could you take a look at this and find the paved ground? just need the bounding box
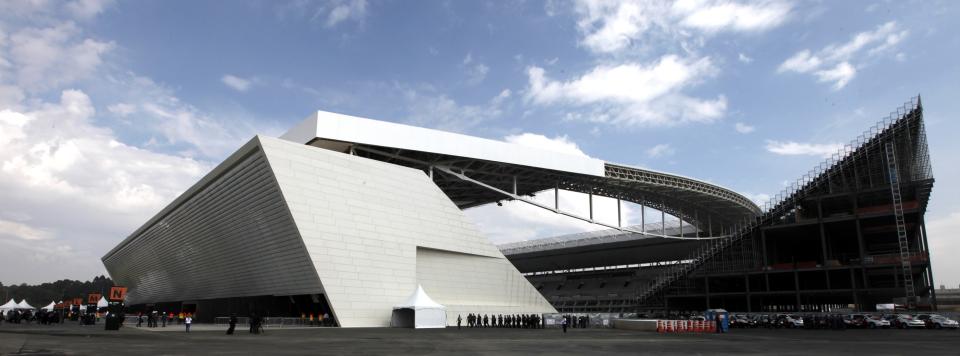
[1,323,958,355]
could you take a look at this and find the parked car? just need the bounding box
[861,314,891,329]
[892,314,926,329]
[917,314,960,329]
[730,314,755,328]
[843,315,864,328]
[776,314,804,328]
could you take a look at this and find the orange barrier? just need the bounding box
[657,319,722,334]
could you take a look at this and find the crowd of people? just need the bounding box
[300,312,334,327]
[2,310,34,324]
[136,311,193,328]
[457,313,544,329]
[1,309,109,326]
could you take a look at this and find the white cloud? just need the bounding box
[525,54,726,126]
[403,87,512,133]
[65,0,113,20]
[0,90,209,283]
[221,74,253,92]
[325,0,367,28]
[107,102,135,116]
[101,72,276,158]
[765,140,843,157]
[0,218,52,241]
[738,53,753,63]
[574,0,792,54]
[273,0,368,28]
[778,21,908,89]
[504,133,589,157]
[461,53,489,86]
[744,192,771,207]
[734,122,755,133]
[814,61,856,90]
[0,4,279,282]
[645,143,674,158]
[675,0,792,33]
[6,22,114,92]
[778,49,822,73]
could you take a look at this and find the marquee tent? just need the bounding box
[17,300,35,310]
[97,296,109,308]
[0,299,17,312]
[41,301,56,311]
[390,285,447,329]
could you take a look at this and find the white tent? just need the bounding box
[97,296,109,308]
[17,299,35,310]
[41,301,56,311]
[391,284,447,329]
[0,299,17,312]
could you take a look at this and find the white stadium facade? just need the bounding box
[102,110,760,327]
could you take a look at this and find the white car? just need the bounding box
[918,314,960,329]
[778,314,804,328]
[894,314,926,329]
[862,315,890,329]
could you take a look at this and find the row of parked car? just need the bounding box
[724,313,959,329]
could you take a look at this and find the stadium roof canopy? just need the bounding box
[282,111,761,233]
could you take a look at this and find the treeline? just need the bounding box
[0,275,114,305]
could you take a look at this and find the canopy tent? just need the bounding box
[0,299,17,312]
[17,299,35,310]
[390,284,447,329]
[41,301,56,311]
[97,296,109,308]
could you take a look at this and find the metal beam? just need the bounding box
[435,166,724,240]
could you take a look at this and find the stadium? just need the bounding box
[102,97,935,327]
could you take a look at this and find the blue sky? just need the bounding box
[1,0,959,288]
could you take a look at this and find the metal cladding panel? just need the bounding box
[259,137,555,327]
[279,110,606,176]
[102,139,323,304]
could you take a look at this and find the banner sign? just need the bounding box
[88,293,101,304]
[108,286,128,301]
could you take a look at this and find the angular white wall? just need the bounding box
[261,136,556,327]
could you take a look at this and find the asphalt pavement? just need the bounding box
[1,322,958,355]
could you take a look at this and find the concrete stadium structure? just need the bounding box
[507,98,937,314]
[103,110,760,327]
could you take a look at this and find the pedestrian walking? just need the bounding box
[457,315,462,329]
[227,314,237,335]
[561,317,568,333]
[185,315,192,333]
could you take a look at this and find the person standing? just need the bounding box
[715,314,722,334]
[227,314,237,335]
[561,317,568,333]
[185,314,192,333]
[161,312,167,327]
[457,315,462,329]
[137,313,143,327]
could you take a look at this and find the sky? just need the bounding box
[0,0,959,288]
